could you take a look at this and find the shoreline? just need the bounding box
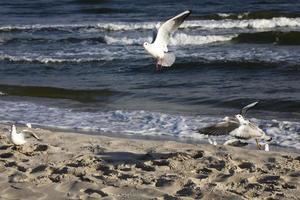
[2,121,300,154]
[0,123,299,199]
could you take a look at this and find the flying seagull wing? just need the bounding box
[151,23,160,43]
[240,101,259,117]
[198,118,240,136]
[153,10,191,51]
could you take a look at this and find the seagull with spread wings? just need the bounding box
[197,101,272,150]
[143,10,191,70]
[9,124,40,145]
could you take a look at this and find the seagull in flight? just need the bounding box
[143,10,191,70]
[9,124,40,145]
[197,102,272,150]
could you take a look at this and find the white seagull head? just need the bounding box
[143,42,149,48]
[143,42,151,53]
[11,124,17,134]
[235,114,246,123]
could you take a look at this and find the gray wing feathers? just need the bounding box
[152,28,158,43]
[198,120,240,136]
[248,122,265,136]
[22,129,40,140]
[240,101,259,116]
[151,23,160,43]
[163,10,191,33]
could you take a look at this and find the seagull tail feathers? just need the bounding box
[159,52,175,67]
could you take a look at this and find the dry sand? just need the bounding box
[0,124,299,200]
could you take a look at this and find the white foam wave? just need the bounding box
[0,99,299,149]
[97,22,154,31]
[104,35,151,45]
[0,54,115,64]
[0,24,86,32]
[97,17,300,30]
[1,17,300,33]
[186,17,300,29]
[217,13,232,18]
[217,12,250,19]
[104,33,235,45]
[171,33,235,45]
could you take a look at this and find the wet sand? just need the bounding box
[0,124,299,200]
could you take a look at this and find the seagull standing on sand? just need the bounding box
[9,124,40,145]
[143,10,191,70]
[197,102,272,150]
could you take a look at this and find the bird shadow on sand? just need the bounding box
[96,149,204,166]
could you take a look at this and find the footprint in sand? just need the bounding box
[197,167,212,180]
[257,175,281,185]
[34,144,48,152]
[84,188,108,198]
[31,164,49,174]
[0,152,14,159]
[9,171,28,183]
[135,162,156,172]
[176,180,202,199]
[238,161,256,172]
[207,159,226,171]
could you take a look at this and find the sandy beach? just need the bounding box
[0,124,299,200]
[1,0,300,199]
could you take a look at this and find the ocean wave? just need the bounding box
[232,31,300,45]
[1,52,299,67]
[104,35,151,45]
[1,34,234,46]
[0,54,112,64]
[3,31,299,46]
[171,34,234,45]
[0,84,124,102]
[0,100,299,149]
[97,17,300,30]
[183,55,300,69]
[0,36,106,45]
[185,17,300,30]
[104,33,235,45]
[1,17,300,33]
[0,24,87,33]
[192,11,300,20]
[105,31,300,46]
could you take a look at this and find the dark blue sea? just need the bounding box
[0,0,299,149]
